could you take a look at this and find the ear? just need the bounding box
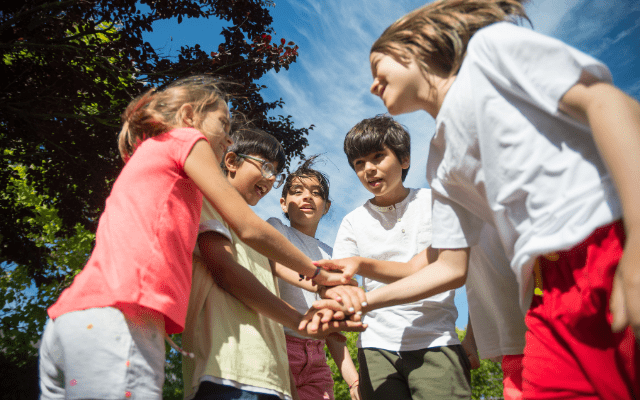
[323,200,332,215]
[177,104,195,127]
[280,197,288,214]
[401,156,410,170]
[224,152,239,173]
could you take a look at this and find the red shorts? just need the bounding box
[523,221,639,399]
[502,354,523,400]
[286,335,334,400]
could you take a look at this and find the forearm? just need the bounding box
[326,338,359,386]
[363,249,468,312]
[199,234,303,331]
[356,248,430,283]
[273,260,319,293]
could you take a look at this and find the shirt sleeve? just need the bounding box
[431,191,482,249]
[470,22,612,114]
[331,215,359,259]
[198,199,232,240]
[266,217,287,235]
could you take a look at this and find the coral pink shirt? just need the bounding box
[48,128,206,334]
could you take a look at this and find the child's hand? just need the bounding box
[611,232,640,340]
[298,306,366,339]
[314,267,358,287]
[310,298,366,322]
[349,382,361,400]
[314,257,362,284]
[319,285,367,318]
[461,332,481,370]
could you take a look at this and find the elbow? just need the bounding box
[451,268,467,289]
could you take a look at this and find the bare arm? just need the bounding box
[325,337,360,400]
[311,248,469,314]
[198,232,365,337]
[184,141,345,286]
[271,259,319,293]
[316,246,437,284]
[561,75,640,337]
[461,316,481,369]
[199,231,302,331]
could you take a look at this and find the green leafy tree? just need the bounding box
[1,0,311,397]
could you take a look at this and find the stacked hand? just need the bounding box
[298,283,368,339]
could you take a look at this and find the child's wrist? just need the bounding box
[299,266,322,281]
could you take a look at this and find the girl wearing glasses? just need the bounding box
[182,130,365,400]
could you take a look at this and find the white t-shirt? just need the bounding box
[467,224,526,360]
[266,217,333,339]
[333,188,459,351]
[427,22,620,310]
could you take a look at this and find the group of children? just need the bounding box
[39,0,640,399]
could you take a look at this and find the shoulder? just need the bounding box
[341,202,372,223]
[266,217,286,229]
[410,188,432,202]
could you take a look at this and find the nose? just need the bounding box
[364,160,376,173]
[370,78,381,96]
[223,134,233,152]
[370,79,378,96]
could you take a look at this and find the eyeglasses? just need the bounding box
[237,154,285,189]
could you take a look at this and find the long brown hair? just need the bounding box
[118,75,230,162]
[371,0,530,77]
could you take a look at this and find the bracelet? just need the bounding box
[349,379,359,389]
[299,267,322,281]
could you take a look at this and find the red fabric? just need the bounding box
[522,221,639,399]
[502,354,523,400]
[48,128,205,334]
[286,335,334,400]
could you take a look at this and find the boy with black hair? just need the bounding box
[333,115,471,399]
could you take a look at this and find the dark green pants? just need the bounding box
[358,345,471,400]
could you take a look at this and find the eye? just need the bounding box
[312,191,322,197]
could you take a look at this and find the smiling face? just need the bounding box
[353,145,410,207]
[370,52,454,118]
[280,176,329,237]
[196,100,233,162]
[225,152,277,206]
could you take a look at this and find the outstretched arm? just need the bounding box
[316,246,438,284]
[198,231,364,338]
[185,141,346,286]
[561,74,640,338]
[310,248,469,316]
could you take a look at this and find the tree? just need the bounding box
[1,0,311,288]
[1,0,311,396]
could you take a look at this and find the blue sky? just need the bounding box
[145,0,640,327]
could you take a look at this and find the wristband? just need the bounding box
[299,267,322,281]
[349,379,359,389]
